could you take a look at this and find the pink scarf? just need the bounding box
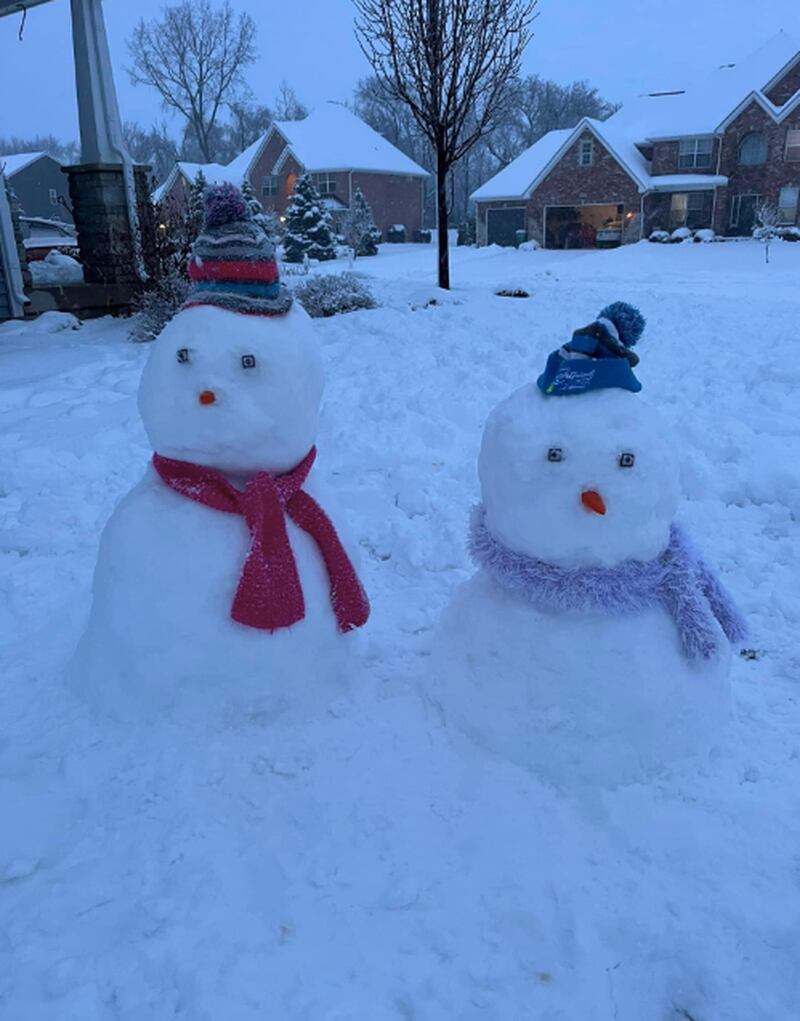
[152,448,369,634]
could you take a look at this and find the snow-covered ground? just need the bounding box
[2,240,799,1020]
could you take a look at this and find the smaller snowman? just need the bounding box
[71,185,369,723]
[431,302,746,788]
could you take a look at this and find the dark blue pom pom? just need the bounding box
[203,183,250,228]
[598,301,646,347]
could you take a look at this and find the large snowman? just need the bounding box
[71,185,369,723]
[432,303,746,788]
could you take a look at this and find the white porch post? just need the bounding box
[70,0,124,164]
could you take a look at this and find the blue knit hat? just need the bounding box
[183,184,292,317]
[537,301,646,396]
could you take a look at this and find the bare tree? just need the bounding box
[122,122,180,184]
[354,0,537,288]
[128,0,257,163]
[273,81,308,121]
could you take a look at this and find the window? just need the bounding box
[49,187,58,205]
[261,174,278,197]
[312,172,337,195]
[738,132,768,166]
[729,193,762,228]
[670,192,708,228]
[778,185,799,223]
[578,139,594,167]
[678,138,713,169]
[786,129,800,163]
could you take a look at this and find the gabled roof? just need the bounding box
[270,103,428,177]
[471,118,651,202]
[153,103,429,204]
[608,31,800,141]
[0,151,55,177]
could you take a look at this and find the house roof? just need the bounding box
[471,118,652,202]
[153,103,429,204]
[269,103,428,177]
[608,31,800,141]
[0,151,54,177]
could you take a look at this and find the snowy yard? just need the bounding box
[2,239,799,1019]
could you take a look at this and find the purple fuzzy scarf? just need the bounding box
[469,505,747,661]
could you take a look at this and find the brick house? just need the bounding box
[155,103,429,240]
[473,33,800,247]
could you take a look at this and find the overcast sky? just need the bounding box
[0,0,798,145]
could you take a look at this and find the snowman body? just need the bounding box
[72,304,359,723]
[432,385,731,787]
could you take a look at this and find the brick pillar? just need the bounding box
[63,163,155,285]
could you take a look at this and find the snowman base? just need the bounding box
[430,569,731,790]
[68,468,358,727]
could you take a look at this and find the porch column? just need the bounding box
[65,0,151,285]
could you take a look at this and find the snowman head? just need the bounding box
[479,303,680,567]
[139,303,323,475]
[138,183,322,475]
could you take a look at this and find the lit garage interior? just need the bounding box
[544,203,625,249]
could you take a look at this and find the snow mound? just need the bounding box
[29,251,84,285]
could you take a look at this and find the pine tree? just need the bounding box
[342,187,381,258]
[187,169,208,240]
[240,176,278,240]
[282,173,336,263]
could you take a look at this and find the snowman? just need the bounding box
[431,302,746,788]
[71,184,369,723]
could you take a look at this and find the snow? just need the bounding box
[608,31,800,140]
[274,103,428,177]
[472,118,651,201]
[29,250,84,285]
[649,174,729,191]
[470,128,573,200]
[0,150,50,177]
[2,239,800,1019]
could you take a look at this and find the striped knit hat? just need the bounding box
[183,183,292,317]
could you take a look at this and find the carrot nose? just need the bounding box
[198,390,216,406]
[581,490,606,515]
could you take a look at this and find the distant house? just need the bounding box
[0,152,72,224]
[154,103,429,240]
[472,33,800,247]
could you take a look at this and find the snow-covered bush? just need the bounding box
[518,239,540,252]
[294,272,376,318]
[648,230,670,243]
[130,269,190,342]
[669,227,693,243]
[693,228,718,243]
[386,224,405,243]
[340,188,381,259]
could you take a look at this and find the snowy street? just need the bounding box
[2,239,799,1019]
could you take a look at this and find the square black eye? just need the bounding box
[547,448,563,463]
[619,452,636,468]
[176,348,189,363]
[241,354,256,369]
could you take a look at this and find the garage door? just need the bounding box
[487,207,525,246]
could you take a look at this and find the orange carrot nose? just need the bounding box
[581,490,606,515]
[198,390,216,406]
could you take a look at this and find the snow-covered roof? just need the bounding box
[470,130,573,201]
[0,151,53,177]
[648,174,729,191]
[471,118,651,202]
[152,159,229,204]
[271,104,428,177]
[608,31,800,141]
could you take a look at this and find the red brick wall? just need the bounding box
[351,172,423,237]
[764,57,800,106]
[527,131,642,243]
[651,138,720,175]
[715,100,800,231]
